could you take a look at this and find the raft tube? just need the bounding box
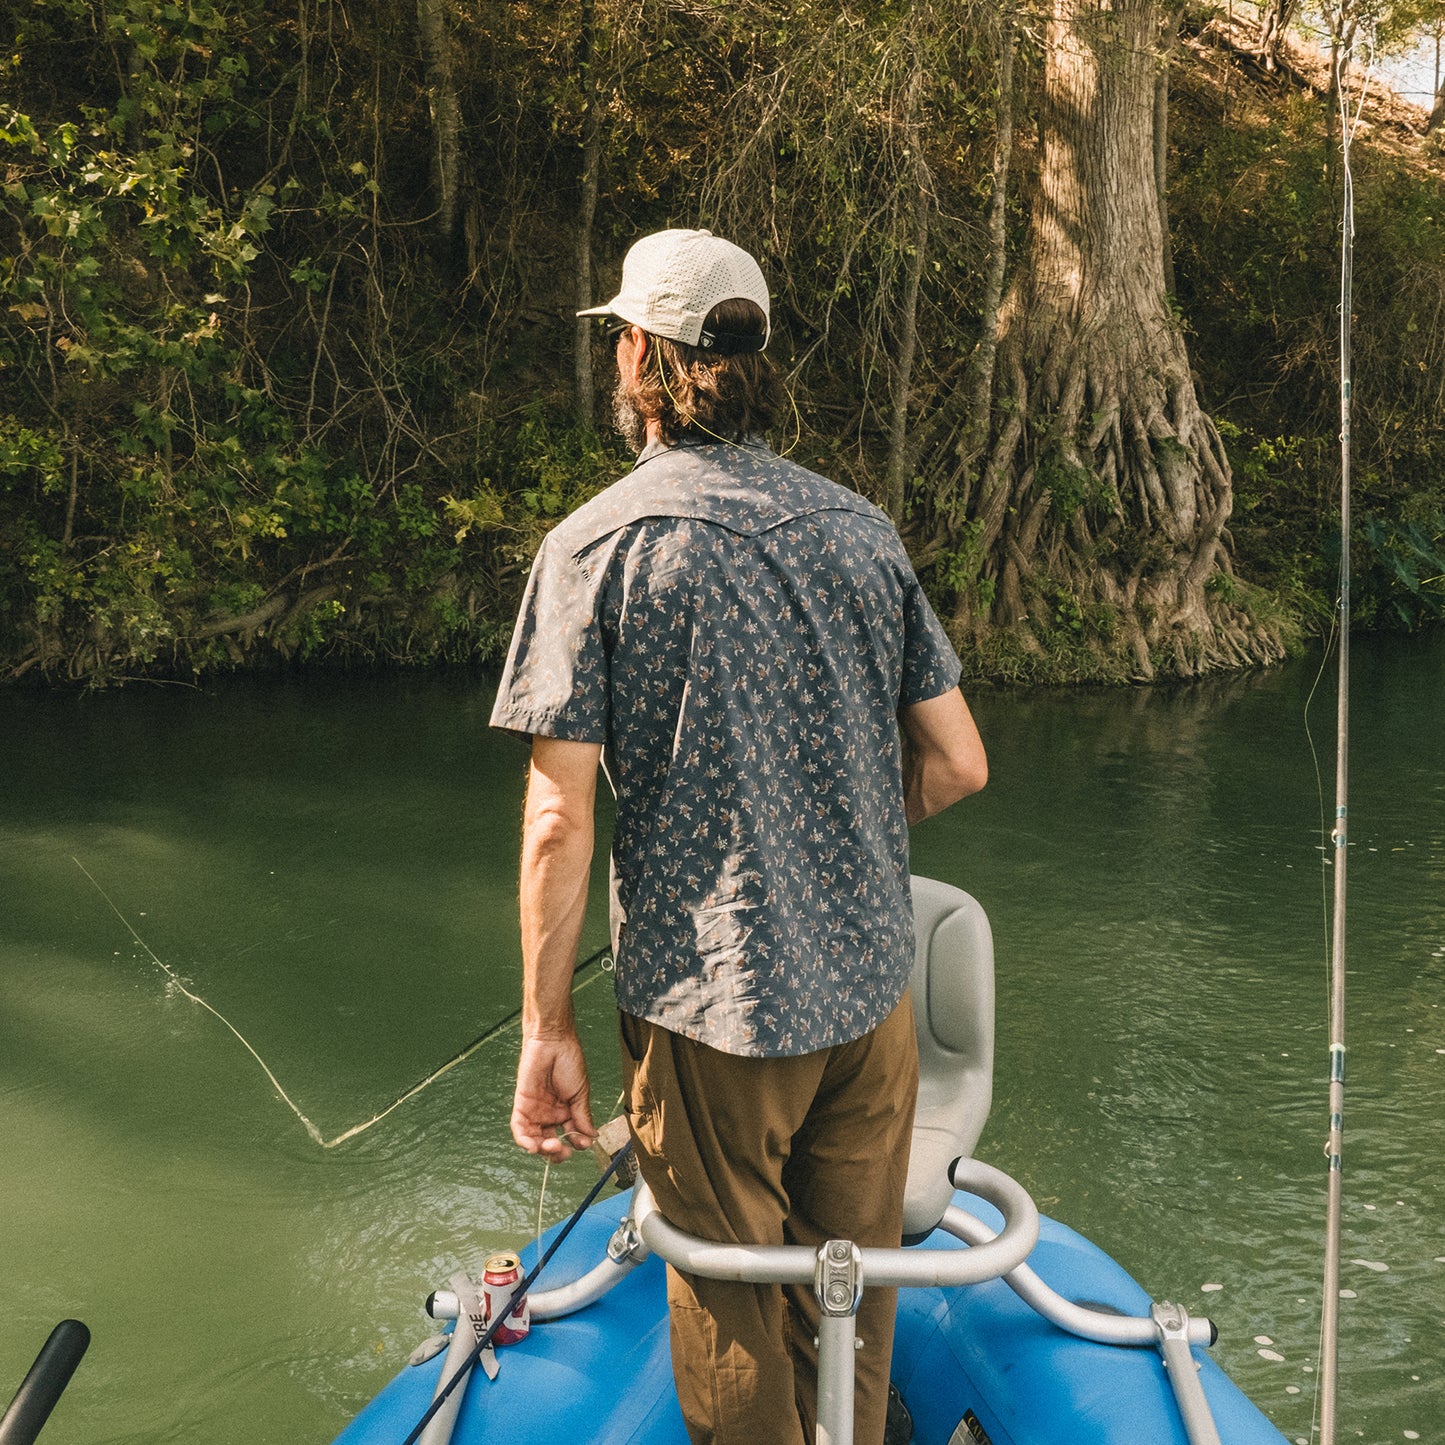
[331,1189,1288,1445]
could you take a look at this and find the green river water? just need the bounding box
[2,634,1442,1445]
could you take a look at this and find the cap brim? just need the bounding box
[578,296,647,328]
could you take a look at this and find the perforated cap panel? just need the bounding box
[578,229,771,348]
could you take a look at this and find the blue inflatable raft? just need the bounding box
[331,880,1291,1445]
[332,1184,1287,1445]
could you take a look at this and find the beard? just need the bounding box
[611,375,649,454]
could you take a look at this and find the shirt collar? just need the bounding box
[632,435,771,470]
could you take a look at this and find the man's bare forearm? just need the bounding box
[511,737,603,1158]
[520,824,591,1036]
[519,740,601,1037]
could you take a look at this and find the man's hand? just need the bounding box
[512,1030,596,1159]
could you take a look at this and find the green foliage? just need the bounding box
[0,3,497,676]
[0,419,65,490]
[957,598,1132,688]
[508,408,625,525]
[1356,511,1445,630]
[2,1,1444,683]
[1036,446,1117,521]
[1171,61,1445,640]
[934,518,997,610]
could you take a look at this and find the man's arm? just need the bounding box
[511,735,604,1159]
[899,686,988,826]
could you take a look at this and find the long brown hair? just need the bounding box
[631,299,784,445]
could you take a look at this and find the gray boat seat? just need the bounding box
[903,875,995,1240]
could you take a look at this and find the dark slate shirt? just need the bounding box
[490,440,962,1057]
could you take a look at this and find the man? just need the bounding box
[490,228,986,1445]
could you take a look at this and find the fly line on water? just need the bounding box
[72,855,611,1149]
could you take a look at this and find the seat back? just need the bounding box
[903,876,995,1239]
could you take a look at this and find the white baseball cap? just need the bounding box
[578,228,771,352]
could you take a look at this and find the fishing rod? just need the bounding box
[1318,29,1372,1445]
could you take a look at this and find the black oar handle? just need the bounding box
[0,1320,91,1445]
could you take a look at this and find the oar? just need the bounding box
[0,1320,90,1445]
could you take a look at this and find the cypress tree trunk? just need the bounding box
[416,0,462,252]
[1155,5,1181,298]
[963,18,1015,476]
[974,0,1284,678]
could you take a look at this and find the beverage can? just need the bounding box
[481,1251,529,1345]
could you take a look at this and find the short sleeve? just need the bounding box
[898,561,963,707]
[489,532,610,742]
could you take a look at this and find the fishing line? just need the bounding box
[72,856,612,1149]
[536,1158,550,1277]
[780,377,803,458]
[401,1142,633,1445]
[654,337,802,457]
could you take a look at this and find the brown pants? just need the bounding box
[619,993,918,1445]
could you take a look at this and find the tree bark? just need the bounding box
[62,438,79,550]
[416,0,462,252]
[1155,5,1182,298]
[1257,0,1298,72]
[961,18,1016,480]
[574,0,600,426]
[971,0,1284,678]
[885,65,930,521]
[193,586,338,641]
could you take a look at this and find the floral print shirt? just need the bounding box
[490,439,962,1057]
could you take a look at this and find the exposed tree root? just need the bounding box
[953,312,1288,683]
